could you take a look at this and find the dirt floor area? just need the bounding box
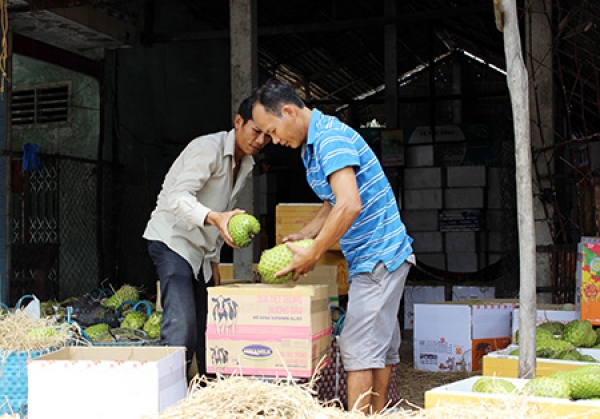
[396,330,480,409]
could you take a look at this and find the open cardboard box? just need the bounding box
[414,300,517,372]
[425,375,600,418]
[482,344,600,378]
[27,346,187,419]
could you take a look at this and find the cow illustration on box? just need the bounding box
[211,295,239,334]
[209,346,229,373]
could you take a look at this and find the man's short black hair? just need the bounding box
[253,78,305,115]
[237,95,255,123]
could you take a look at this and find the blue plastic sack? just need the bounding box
[22,142,41,171]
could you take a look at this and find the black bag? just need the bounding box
[66,295,120,328]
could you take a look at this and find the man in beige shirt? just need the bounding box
[144,96,270,376]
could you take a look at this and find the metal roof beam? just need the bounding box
[25,0,135,8]
[13,33,103,79]
[151,5,488,43]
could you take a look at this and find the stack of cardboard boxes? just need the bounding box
[205,283,332,378]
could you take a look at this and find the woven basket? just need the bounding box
[92,327,161,347]
[0,347,57,416]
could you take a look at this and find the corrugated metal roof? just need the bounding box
[7,0,600,133]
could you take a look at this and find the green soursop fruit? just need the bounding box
[143,311,163,340]
[536,327,557,341]
[583,329,599,348]
[537,338,574,358]
[522,376,571,399]
[105,285,140,310]
[537,321,566,336]
[552,367,600,399]
[593,328,600,346]
[554,348,582,361]
[472,377,517,394]
[258,239,315,284]
[84,323,111,341]
[581,354,598,363]
[563,320,594,347]
[228,213,261,248]
[120,311,147,330]
[570,364,600,374]
[516,327,554,344]
[26,326,57,341]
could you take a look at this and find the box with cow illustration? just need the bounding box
[206,283,332,378]
[413,299,516,372]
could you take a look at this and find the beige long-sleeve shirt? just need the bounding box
[143,129,254,282]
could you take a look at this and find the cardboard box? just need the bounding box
[451,286,495,302]
[424,376,600,417]
[316,250,349,296]
[292,265,339,306]
[27,346,187,419]
[579,237,600,324]
[511,306,578,343]
[482,344,600,378]
[403,285,446,330]
[206,283,332,378]
[220,256,348,297]
[444,187,484,209]
[219,263,259,283]
[275,203,340,250]
[221,263,340,304]
[413,300,516,372]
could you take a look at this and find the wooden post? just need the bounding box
[230,0,258,281]
[500,0,537,378]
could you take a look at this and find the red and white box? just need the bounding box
[206,283,332,378]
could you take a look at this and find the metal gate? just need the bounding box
[9,154,112,305]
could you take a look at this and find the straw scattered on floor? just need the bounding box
[395,361,479,409]
[152,374,567,419]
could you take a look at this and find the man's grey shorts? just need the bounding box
[339,259,412,371]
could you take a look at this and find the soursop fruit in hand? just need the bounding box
[258,239,314,284]
[228,213,261,248]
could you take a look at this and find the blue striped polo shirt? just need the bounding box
[302,109,413,280]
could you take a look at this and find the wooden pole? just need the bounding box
[230,0,258,280]
[499,0,537,378]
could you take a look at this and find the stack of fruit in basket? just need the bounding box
[512,319,600,362]
[472,363,600,399]
[84,285,162,344]
[36,284,163,344]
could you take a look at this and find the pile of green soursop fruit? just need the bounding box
[39,284,163,345]
[472,364,600,400]
[512,319,600,362]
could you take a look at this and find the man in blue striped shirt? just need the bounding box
[252,79,414,414]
